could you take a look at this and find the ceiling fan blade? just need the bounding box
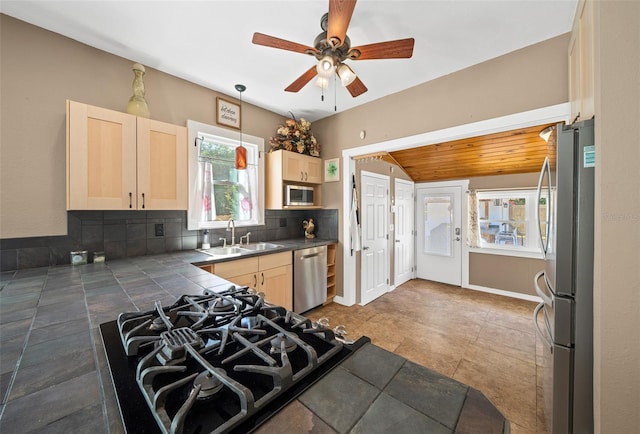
[252,32,317,55]
[349,38,415,60]
[346,76,367,97]
[285,66,318,93]
[327,0,357,47]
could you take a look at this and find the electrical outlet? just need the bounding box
[155,223,164,237]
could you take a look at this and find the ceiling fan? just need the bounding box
[251,0,415,98]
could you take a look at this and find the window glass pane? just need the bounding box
[478,196,526,246]
[198,138,258,224]
[475,189,543,253]
[423,194,452,256]
[186,120,264,231]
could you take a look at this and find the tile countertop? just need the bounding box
[0,241,507,433]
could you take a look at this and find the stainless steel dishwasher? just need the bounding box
[293,245,327,314]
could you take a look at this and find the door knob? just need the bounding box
[362,246,370,250]
[455,237,461,241]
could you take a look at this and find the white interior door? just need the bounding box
[394,178,415,286]
[416,185,462,286]
[360,171,390,305]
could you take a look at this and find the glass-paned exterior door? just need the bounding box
[423,194,453,257]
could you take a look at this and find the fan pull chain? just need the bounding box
[334,74,337,112]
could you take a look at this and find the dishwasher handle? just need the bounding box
[298,252,324,260]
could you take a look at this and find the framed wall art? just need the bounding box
[216,97,241,129]
[324,158,340,182]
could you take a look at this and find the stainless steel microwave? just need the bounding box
[285,185,315,206]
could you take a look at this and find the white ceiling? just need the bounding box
[1,0,577,122]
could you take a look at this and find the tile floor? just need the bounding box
[306,279,547,434]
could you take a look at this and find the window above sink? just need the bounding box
[187,120,265,230]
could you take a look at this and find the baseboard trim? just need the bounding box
[465,284,542,303]
[332,284,541,305]
[332,295,352,307]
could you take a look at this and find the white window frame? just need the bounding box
[186,120,265,230]
[471,189,544,259]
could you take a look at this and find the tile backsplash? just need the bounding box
[0,209,338,271]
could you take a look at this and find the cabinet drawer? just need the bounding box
[259,252,292,270]
[213,257,259,279]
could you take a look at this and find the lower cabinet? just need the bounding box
[261,265,292,310]
[200,252,292,310]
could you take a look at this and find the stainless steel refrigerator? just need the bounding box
[533,119,594,434]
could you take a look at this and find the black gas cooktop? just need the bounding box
[100,286,367,434]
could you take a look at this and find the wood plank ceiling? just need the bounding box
[364,123,558,182]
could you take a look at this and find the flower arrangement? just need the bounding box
[269,116,320,157]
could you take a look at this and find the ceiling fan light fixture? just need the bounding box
[336,63,356,86]
[316,54,335,77]
[316,76,330,89]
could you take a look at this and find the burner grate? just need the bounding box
[111,286,351,434]
[158,327,204,365]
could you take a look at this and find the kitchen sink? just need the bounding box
[242,242,284,251]
[198,246,250,257]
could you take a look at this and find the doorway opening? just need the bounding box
[338,103,570,307]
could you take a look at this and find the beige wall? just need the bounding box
[0,15,286,238]
[315,34,570,297]
[592,1,640,432]
[469,254,541,296]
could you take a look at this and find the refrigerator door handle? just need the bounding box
[533,301,553,350]
[536,156,551,255]
[534,270,553,306]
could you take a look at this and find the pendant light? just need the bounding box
[235,84,247,170]
[539,125,555,143]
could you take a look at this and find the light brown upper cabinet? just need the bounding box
[278,150,323,184]
[568,0,594,123]
[66,100,187,210]
[266,150,323,209]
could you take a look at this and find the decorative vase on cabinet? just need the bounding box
[127,63,150,118]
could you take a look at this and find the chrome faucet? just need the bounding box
[226,219,236,246]
[240,232,251,246]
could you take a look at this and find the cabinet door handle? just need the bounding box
[253,274,257,287]
[300,171,304,181]
[261,272,264,286]
[304,172,308,181]
[141,193,145,209]
[129,192,133,209]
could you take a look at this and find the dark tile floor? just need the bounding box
[306,279,546,434]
